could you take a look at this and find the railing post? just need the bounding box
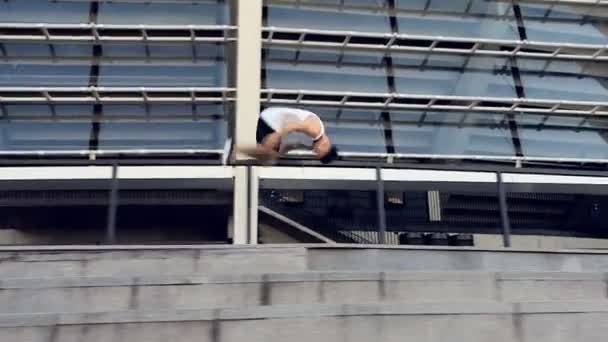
[376,167,387,245]
[106,161,119,244]
[497,171,512,248]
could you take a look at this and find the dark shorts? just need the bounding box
[256,117,276,144]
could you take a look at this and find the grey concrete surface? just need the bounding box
[1,302,608,342]
[307,248,608,272]
[2,245,608,342]
[0,247,307,277]
[0,271,606,314]
[2,245,608,278]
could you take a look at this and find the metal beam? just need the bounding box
[376,167,386,245]
[263,27,608,62]
[0,87,235,104]
[0,23,236,43]
[261,89,608,116]
[234,0,262,158]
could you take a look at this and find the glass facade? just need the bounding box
[263,0,608,162]
[1,0,607,162]
[0,0,231,156]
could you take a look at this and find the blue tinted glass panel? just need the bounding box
[265,48,388,92]
[98,63,225,87]
[0,63,91,86]
[1,43,226,87]
[0,121,91,152]
[1,104,228,152]
[520,4,608,45]
[395,0,519,40]
[98,103,227,151]
[392,54,516,97]
[518,59,608,102]
[267,5,391,33]
[3,43,92,57]
[98,121,226,150]
[98,2,228,25]
[5,104,94,119]
[391,111,515,156]
[3,121,90,151]
[0,0,89,23]
[517,115,608,160]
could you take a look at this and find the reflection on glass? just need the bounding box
[520,4,608,45]
[0,64,91,86]
[0,0,89,23]
[4,42,224,60]
[395,0,519,40]
[264,47,386,93]
[0,104,228,152]
[0,62,225,87]
[0,0,227,25]
[3,43,92,57]
[98,2,227,25]
[99,121,226,150]
[391,111,515,156]
[0,122,91,151]
[517,115,608,160]
[1,42,226,87]
[518,59,608,102]
[392,54,516,97]
[267,4,391,32]
[99,64,225,87]
[100,103,228,152]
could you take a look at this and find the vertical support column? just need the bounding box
[497,172,512,248]
[233,0,262,157]
[230,0,262,244]
[376,167,387,245]
[232,166,249,244]
[249,166,259,244]
[106,162,119,244]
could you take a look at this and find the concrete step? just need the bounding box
[2,245,608,279]
[0,246,308,278]
[1,301,608,342]
[1,271,607,314]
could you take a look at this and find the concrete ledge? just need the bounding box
[1,271,606,289]
[1,301,607,328]
[0,244,607,254]
[3,246,608,277]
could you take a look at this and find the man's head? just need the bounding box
[312,135,339,164]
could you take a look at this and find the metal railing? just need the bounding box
[263,26,608,63]
[262,88,608,116]
[0,87,236,103]
[285,151,608,167]
[255,165,514,247]
[0,23,237,43]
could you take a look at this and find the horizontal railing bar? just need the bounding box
[0,23,237,43]
[261,89,608,116]
[286,150,608,165]
[263,26,608,62]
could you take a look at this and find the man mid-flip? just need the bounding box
[238,107,339,164]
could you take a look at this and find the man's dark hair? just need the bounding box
[320,146,339,164]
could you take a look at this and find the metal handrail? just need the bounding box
[264,26,608,62]
[0,23,237,43]
[262,88,608,116]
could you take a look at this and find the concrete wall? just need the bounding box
[475,234,608,250]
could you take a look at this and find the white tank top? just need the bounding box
[260,107,325,141]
